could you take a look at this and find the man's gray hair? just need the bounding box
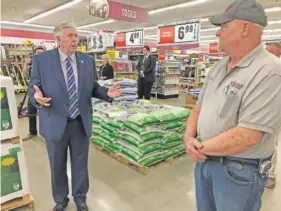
[53,21,77,37]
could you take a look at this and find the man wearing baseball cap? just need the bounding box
[265,41,281,189]
[184,0,281,210]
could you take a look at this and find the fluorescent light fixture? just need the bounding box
[149,0,210,15]
[265,7,281,12]
[145,35,157,38]
[144,26,158,30]
[268,20,281,25]
[1,20,93,33]
[78,20,114,29]
[200,39,218,43]
[264,29,281,33]
[24,0,83,23]
[201,27,220,32]
[201,18,209,22]
[1,20,54,29]
[200,35,216,39]
[263,34,281,39]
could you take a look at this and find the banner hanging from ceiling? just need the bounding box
[89,0,148,23]
[157,19,201,50]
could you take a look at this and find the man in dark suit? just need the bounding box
[22,46,45,141]
[29,22,121,211]
[136,45,156,100]
[99,54,114,80]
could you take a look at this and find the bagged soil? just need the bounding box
[150,110,178,123]
[92,137,110,147]
[161,144,185,160]
[128,113,160,126]
[162,141,183,150]
[172,107,191,120]
[100,121,118,133]
[139,155,164,166]
[104,143,123,154]
[107,120,124,129]
[162,122,182,130]
[163,133,183,144]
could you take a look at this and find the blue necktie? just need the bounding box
[66,57,79,119]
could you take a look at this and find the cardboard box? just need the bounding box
[0,76,19,140]
[185,93,198,108]
[0,142,30,204]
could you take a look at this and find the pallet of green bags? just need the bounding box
[92,137,186,175]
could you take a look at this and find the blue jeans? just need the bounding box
[195,158,267,211]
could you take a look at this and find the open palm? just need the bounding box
[107,82,122,98]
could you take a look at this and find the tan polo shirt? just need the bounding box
[197,44,281,159]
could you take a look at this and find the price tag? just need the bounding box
[116,51,128,60]
[174,23,199,43]
[157,20,200,46]
[116,29,144,48]
[125,30,143,46]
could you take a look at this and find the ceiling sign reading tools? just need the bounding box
[116,29,144,48]
[157,19,201,50]
[89,0,148,23]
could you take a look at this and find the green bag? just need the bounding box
[92,138,109,147]
[172,107,191,120]
[107,120,124,129]
[100,122,118,133]
[150,110,178,123]
[123,122,152,135]
[142,132,165,142]
[162,141,183,150]
[104,143,123,154]
[139,155,164,166]
[92,126,104,136]
[163,133,183,144]
[128,113,160,126]
[92,117,105,125]
[120,147,142,162]
[162,122,182,130]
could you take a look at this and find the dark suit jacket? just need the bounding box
[100,63,114,80]
[29,48,109,142]
[136,55,156,82]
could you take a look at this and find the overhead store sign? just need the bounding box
[89,0,148,23]
[157,19,200,50]
[116,29,144,48]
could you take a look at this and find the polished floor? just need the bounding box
[14,95,281,211]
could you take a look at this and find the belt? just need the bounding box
[67,115,81,123]
[207,156,271,170]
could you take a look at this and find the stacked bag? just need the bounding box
[91,100,190,167]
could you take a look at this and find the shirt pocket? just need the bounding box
[218,94,239,117]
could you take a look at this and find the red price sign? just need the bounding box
[116,33,126,47]
[158,20,200,46]
[116,29,144,48]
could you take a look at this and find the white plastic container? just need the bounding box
[0,142,30,204]
[0,76,19,140]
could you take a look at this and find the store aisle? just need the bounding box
[16,96,280,211]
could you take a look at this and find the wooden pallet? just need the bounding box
[94,146,184,175]
[1,194,34,211]
[1,136,21,144]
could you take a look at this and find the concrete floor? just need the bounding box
[14,94,281,211]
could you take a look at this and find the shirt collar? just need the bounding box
[58,47,76,63]
[228,44,265,68]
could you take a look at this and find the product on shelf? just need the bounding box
[1,142,30,204]
[1,76,19,140]
[91,100,190,167]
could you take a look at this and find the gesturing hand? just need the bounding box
[184,133,207,162]
[33,85,51,106]
[107,82,122,98]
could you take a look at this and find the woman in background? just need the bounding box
[99,54,114,80]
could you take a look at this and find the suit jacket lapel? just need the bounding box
[51,48,68,94]
[75,52,84,100]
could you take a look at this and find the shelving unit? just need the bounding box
[152,60,181,99]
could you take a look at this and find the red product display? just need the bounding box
[159,26,175,44]
[116,33,126,47]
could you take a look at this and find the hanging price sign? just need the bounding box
[116,29,144,48]
[157,19,200,50]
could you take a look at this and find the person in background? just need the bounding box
[185,0,281,210]
[99,54,114,80]
[29,22,121,211]
[22,46,46,141]
[265,41,281,189]
[136,45,156,100]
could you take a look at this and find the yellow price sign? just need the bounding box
[107,50,117,59]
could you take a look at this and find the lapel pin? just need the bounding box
[81,60,84,63]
